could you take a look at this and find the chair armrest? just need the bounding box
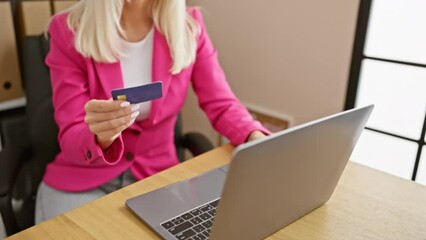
[184,133,214,157]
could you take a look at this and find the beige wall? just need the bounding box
[183,0,360,146]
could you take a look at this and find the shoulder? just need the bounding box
[48,13,74,43]
[46,12,86,64]
[187,7,207,30]
[187,7,203,21]
[186,7,208,40]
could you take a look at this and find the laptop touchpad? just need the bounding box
[126,168,226,224]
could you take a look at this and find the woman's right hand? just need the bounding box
[84,99,140,150]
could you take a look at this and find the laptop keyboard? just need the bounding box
[161,199,219,240]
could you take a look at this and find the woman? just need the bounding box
[35,0,268,223]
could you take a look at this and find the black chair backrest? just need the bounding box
[23,35,60,169]
[22,35,60,182]
[11,35,60,230]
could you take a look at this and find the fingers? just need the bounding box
[88,110,139,133]
[95,118,137,143]
[84,99,141,147]
[85,104,139,124]
[84,99,130,113]
[245,130,266,142]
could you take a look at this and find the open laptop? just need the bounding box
[126,105,373,240]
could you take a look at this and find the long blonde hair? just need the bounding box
[66,0,199,74]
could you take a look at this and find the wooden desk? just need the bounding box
[7,145,426,239]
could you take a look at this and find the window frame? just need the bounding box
[346,0,426,181]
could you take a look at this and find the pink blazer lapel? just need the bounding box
[93,61,124,99]
[149,28,173,124]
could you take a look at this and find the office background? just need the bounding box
[1,0,426,238]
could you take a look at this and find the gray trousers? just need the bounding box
[35,170,136,224]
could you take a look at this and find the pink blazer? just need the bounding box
[44,8,269,192]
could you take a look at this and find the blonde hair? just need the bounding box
[66,0,199,74]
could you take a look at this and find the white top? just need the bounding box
[120,28,154,121]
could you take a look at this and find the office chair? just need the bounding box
[0,35,213,236]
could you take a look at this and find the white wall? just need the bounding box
[183,0,360,145]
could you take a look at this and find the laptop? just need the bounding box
[126,105,373,240]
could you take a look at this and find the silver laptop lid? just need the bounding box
[209,105,373,240]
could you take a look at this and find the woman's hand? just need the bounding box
[247,130,267,142]
[84,99,140,150]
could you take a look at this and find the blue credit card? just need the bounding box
[111,82,163,104]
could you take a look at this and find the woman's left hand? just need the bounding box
[247,130,267,142]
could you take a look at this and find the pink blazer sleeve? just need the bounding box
[190,9,270,145]
[46,15,124,166]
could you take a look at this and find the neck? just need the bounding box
[121,0,153,42]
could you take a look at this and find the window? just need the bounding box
[347,0,426,184]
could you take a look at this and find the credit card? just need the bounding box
[111,82,163,104]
